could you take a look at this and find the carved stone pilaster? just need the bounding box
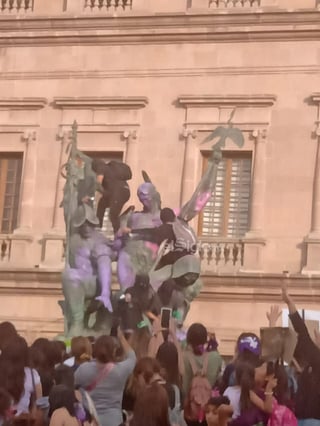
[246,129,267,237]
[241,129,267,272]
[123,129,138,165]
[16,130,37,231]
[9,130,38,266]
[180,128,197,206]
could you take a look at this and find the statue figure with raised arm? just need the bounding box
[60,121,115,337]
[117,114,244,323]
[61,204,115,337]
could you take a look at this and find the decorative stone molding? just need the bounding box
[180,128,197,205]
[0,98,46,137]
[53,97,148,110]
[178,95,277,109]
[122,129,138,140]
[246,129,267,237]
[122,129,140,182]
[0,0,33,15]
[21,129,37,143]
[0,98,47,110]
[40,233,66,269]
[208,0,260,7]
[177,95,276,135]
[0,11,320,47]
[16,129,38,230]
[177,94,276,133]
[83,0,133,13]
[239,129,268,273]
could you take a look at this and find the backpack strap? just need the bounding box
[172,384,181,411]
[80,388,100,426]
[201,352,209,376]
[86,363,114,392]
[187,351,209,376]
[186,351,199,376]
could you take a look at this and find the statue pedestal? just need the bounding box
[40,231,65,269]
[240,234,266,273]
[302,233,320,275]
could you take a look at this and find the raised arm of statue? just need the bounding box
[179,117,244,223]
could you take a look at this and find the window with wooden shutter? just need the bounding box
[83,151,124,236]
[0,153,23,233]
[199,151,252,238]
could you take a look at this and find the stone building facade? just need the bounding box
[0,0,320,354]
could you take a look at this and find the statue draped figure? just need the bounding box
[60,122,115,337]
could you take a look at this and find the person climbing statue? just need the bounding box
[91,159,132,233]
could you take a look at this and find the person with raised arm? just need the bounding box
[282,278,320,426]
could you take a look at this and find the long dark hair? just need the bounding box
[0,387,11,418]
[0,336,29,402]
[186,323,207,355]
[53,365,75,389]
[0,322,17,351]
[130,383,171,426]
[31,338,56,372]
[126,357,162,399]
[271,360,292,408]
[48,384,76,418]
[235,361,255,412]
[156,341,181,387]
[93,335,115,364]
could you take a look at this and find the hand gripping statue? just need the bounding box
[61,204,115,337]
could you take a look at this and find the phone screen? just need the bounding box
[161,308,172,329]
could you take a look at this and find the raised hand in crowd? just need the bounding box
[266,305,282,327]
[281,279,297,314]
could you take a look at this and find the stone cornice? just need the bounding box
[0,98,47,109]
[1,269,320,302]
[200,273,320,303]
[53,96,148,109]
[310,93,320,104]
[1,65,320,81]
[178,95,277,108]
[0,11,320,46]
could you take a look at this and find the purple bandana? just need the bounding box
[238,335,261,355]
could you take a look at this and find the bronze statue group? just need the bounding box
[60,121,235,339]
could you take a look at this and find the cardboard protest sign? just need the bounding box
[260,327,297,364]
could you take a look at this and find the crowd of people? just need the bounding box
[0,283,320,426]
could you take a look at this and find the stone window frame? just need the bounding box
[198,150,252,238]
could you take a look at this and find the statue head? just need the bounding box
[72,204,99,238]
[137,182,161,212]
